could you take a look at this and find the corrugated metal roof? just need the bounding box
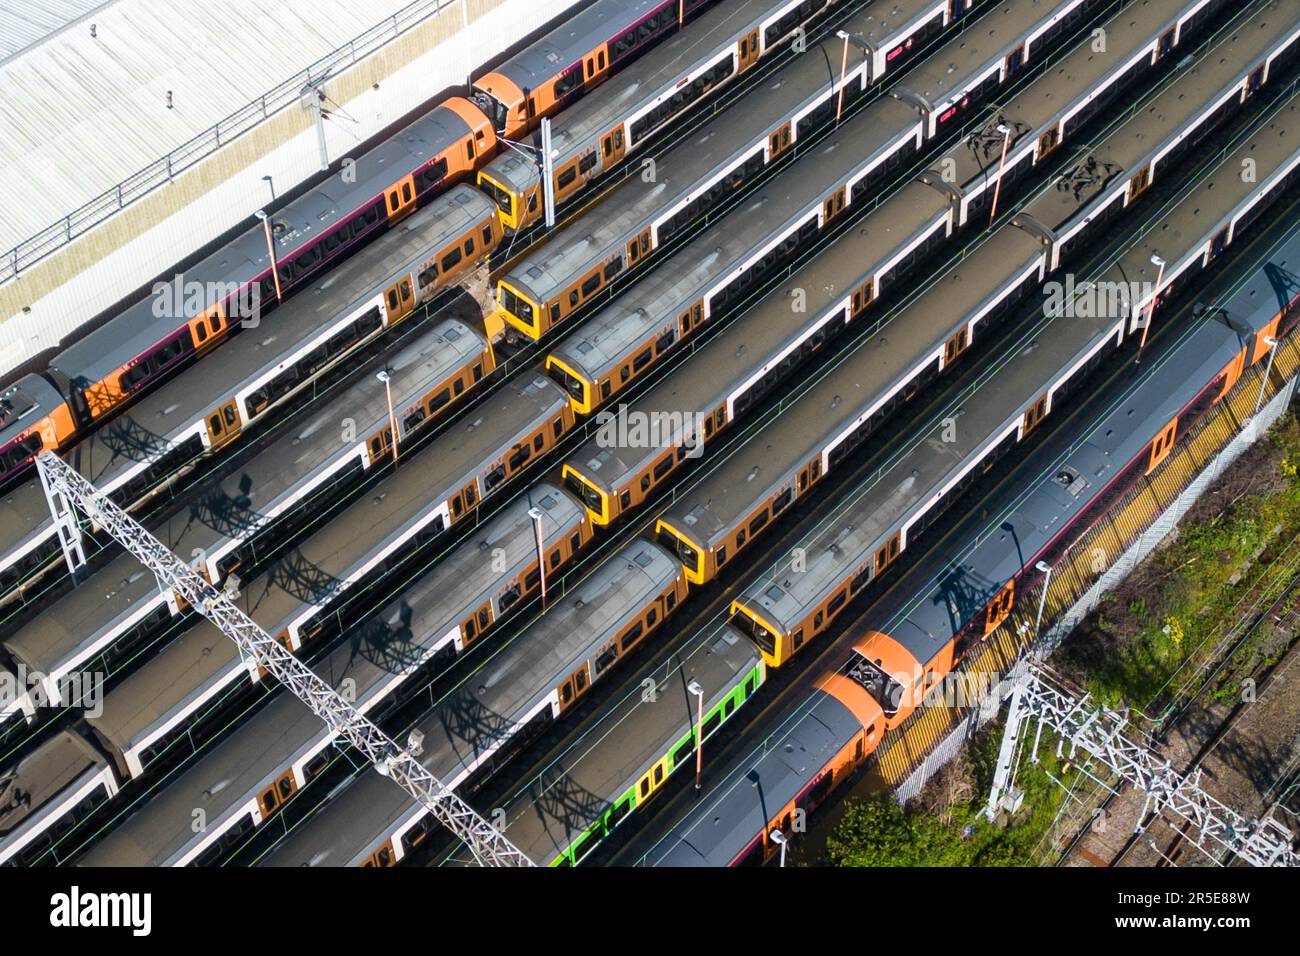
[0,0,109,62]
[0,0,427,251]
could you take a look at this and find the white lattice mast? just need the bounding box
[986,663,1298,867]
[36,452,532,867]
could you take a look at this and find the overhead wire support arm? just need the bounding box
[35,451,532,867]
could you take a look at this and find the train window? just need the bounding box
[579,153,598,174]
[665,590,676,612]
[599,51,606,70]
[717,546,727,567]
[454,379,464,396]
[621,366,631,383]
[604,259,623,282]
[773,488,792,513]
[558,166,578,189]
[483,225,493,246]
[814,611,824,630]
[736,530,746,548]
[463,616,477,642]
[550,549,562,569]
[571,532,582,552]
[388,290,399,311]
[574,668,588,693]
[533,433,545,451]
[581,273,602,298]
[655,330,674,354]
[620,490,631,510]
[402,183,412,204]
[792,628,804,650]
[570,291,580,308]
[478,607,490,629]
[653,455,672,480]
[485,464,505,490]
[595,640,619,675]
[562,681,574,705]
[474,363,483,382]
[640,777,651,798]
[441,247,463,271]
[748,510,768,535]
[633,348,652,372]
[509,444,530,470]
[641,474,651,493]
[466,139,475,161]
[419,267,438,287]
[464,238,475,256]
[828,590,846,615]
[554,417,564,438]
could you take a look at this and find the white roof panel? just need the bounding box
[0,0,425,251]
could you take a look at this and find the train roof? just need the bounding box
[874,312,1242,667]
[547,0,788,160]
[48,106,477,386]
[1096,94,1300,296]
[0,373,64,447]
[261,541,682,866]
[78,486,584,864]
[929,0,1214,195]
[500,625,760,864]
[658,226,1042,548]
[502,26,904,303]
[0,730,107,842]
[84,376,570,754]
[646,687,858,866]
[490,0,670,92]
[1216,219,1300,334]
[1018,5,1300,235]
[892,0,1084,114]
[739,278,1131,636]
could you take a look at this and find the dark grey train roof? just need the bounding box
[658,226,1043,548]
[550,131,951,386]
[547,0,793,162]
[648,686,857,865]
[0,374,64,447]
[1017,3,1300,234]
[891,0,1082,113]
[259,540,681,866]
[0,731,107,841]
[481,148,540,193]
[1096,94,1300,294]
[563,184,952,488]
[502,9,903,302]
[1217,216,1300,333]
[878,315,1241,667]
[48,106,475,385]
[500,625,759,864]
[928,0,1210,193]
[492,0,667,91]
[739,278,1129,635]
[78,486,585,866]
[84,375,569,753]
[0,192,491,567]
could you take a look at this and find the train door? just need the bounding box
[1004,44,1026,77]
[738,29,760,73]
[823,187,846,225]
[627,228,651,268]
[258,770,298,820]
[769,122,792,161]
[204,399,241,449]
[558,663,591,713]
[385,174,417,223]
[1244,64,1266,100]
[383,276,416,324]
[601,126,626,167]
[188,304,226,353]
[948,0,972,20]
[851,279,875,318]
[584,47,609,86]
[1208,226,1230,263]
[1127,164,1152,203]
[1156,27,1175,61]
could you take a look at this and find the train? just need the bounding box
[9,487,591,867]
[0,0,733,488]
[638,118,1300,871]
[223,9,1300,868]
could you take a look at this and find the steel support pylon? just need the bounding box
[36,451,532,867]
[986,663,1298,867]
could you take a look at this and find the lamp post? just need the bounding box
[1137,253,1165,363]
[769,829,788,868]
[261,174,276,202]
[255,210,282,303]
[1254,336,1281,414]
[1032,560,1053,640]
[688,680,705,791]
[528,506,548,606]
[376,370,398,468]
[988,123,1011,226]
[836,31,852,125]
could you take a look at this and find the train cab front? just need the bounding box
[479,152,542,232]
[562,463,610,526]
[729,601,787,669]
[497,279,544,340]
[843,630,950,731]
[471,74,529,138]
[0,374,75,487]
[655,519,705,586]
[545,354,594,415]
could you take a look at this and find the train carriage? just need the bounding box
[0,187,501,606]
[495,0,984,339]
[1013,0,1300,270]
[919,0,1226,226]
[0,731,120,867]
[481,0,844,221]
[0,376,77,488]
[81,375,574,781]
[72,487,590,866]
[493,626,764,867]
[259,540,686,867]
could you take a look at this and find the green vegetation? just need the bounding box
[1058,412,1300,716]
[825,728,1073,867]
